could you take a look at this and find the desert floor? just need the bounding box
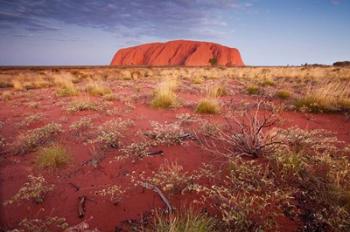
[0,66,350,231]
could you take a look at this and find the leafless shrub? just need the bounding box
[196,102,279,158]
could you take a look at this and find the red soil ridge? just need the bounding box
[110,40,244,66]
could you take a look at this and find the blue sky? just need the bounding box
[0,0,349,66]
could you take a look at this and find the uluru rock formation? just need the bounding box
[110,40,244,66]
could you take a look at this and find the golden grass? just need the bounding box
[153,209,216,232]
[246,85,260,95]
[36,144,71,169]
[196,98,220,114]
[295,81,350,112]
[275,90,291,99]
[85,81,112,96]
[54,73,79,96]
[151,78,178,108]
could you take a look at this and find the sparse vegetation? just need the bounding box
[196,98,220,114]
[4,175,54,205]
[246,85,260,95]
[15,123,63,154]
[69,116,93,136]
[7,216,69,232]
[153,209,217,232]
[66,101,100,112]
[36,144,71,169]
[151,78,178,108]
[94,185,125,204]
[85,82,112,96]
[145,121,190,145]
[275,90,290,99]
[17,113,43,128]
[94,119,134,148]
[294,81,350,112]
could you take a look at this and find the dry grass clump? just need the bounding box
[196,98,220,114]
[246,85,260,95]
[54,73,79,97]
[66,101,100,112]
[15,123,63,154]
[195,83,223,114]
[94,185,125,204]
[294,81,350,112]
[153,209,217,232]
[151,78,178,108]
[3,175,54,205]
[85,81,112,96]
[275,90,291,99]
[36,144,71,169]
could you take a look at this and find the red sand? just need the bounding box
[110,40,244,66]
[0,76,350,231]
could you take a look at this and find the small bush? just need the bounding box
[36,145,71,169]
[4,175,54,205]
[196,98,220,114]
[16,123,63,154]
[275,90,291,99]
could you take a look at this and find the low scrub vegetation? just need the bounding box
[3,175,54,205]
[196,98,220,114]
[153,209,217,232]
[151,78,178,108]
[294,81,350,112]
[36,144,71,169]
[246,85,260,95]
[85,82,112,96]
[66,101,100,112]
[15,123,63,154]
[275,90,291,99]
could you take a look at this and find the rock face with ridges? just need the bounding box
[110,40,244,66]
